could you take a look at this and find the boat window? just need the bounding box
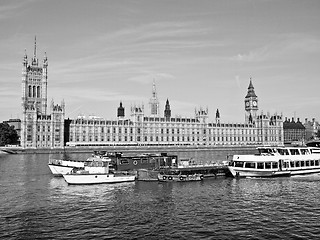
[295,161,300,167]
[300,161,305,167]
[141,158,149,164]
[265,162,271,169]
[234,161,244,167]
[120,159,129,165]
[300,149,308,155]
[272,162,278,169]
[259,148,275,155]
[277,149,288,155]
[289,149,300,155]
[311,149,320,154]
[290,161,294,168]
[257,162,264,169]
[306,161,310,167]
[315,160,319,166]
[245,162,256,168]
[311,160,315,166]
[149,158,156,164]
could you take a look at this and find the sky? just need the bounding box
[1,0,320,123]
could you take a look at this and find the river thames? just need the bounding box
[1,151,320,240]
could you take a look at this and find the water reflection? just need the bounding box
[1,151,320,239]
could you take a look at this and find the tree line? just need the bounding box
[0,123,19,146]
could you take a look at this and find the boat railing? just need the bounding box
[48,158,86,164]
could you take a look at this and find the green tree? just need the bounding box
[0,123,19,146]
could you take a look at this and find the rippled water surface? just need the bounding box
[1,152,320,239]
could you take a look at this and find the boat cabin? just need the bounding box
[256,147,312,156]
[231,147,320,171]
[104,152,179,171]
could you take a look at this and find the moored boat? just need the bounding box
[158,169,204,182]
[62,158,135,185]
[228,146,320,178]
[48,152,112,176]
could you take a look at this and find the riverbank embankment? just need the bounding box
[1,145,257,155]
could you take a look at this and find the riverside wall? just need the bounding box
[1,145,257,156]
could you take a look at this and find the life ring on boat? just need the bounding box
[179,176,184,181]
[168,176,173,180]
[162,176,167,180]
[133,160,138,165]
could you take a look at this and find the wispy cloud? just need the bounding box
[47,20,226,89]
[127,72,175,85]
[231,45,270,62]
[231,33,320,63]
[0,0,33,20]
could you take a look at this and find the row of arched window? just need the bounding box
[28,85,40,98]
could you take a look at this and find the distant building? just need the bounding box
[304,118,320,141]
[20,37,65,148]
[283,117,306,145]
[17,39,284,149]
[66,79,283,147]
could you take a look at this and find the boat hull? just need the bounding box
[158,174,203,182]
[48,159,87,176]
[228,167,291,178]
[48,164,75,176]
[63,174,136,185]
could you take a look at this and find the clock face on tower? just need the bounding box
[245,101,250,107]
[253,101,257,107]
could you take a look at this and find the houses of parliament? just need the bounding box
[20,39,283,149]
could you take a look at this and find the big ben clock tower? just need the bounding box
[245,78,258,124]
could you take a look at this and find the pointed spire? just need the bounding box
[248,77,254,89]
[43,51,48,66]
[31,36,38,66]
[152,79,157,98]
[216,109,220,119]
[23,48,28,65]
[246,77,257,98]
[34,36,37,59]
[164,98,171,120]
[149,79,159,116]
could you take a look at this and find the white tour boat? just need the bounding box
[62,158,135,185]
[228,146,320,178]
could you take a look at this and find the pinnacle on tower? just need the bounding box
[32,36,38,66]
[149,80,159,116]
[34,36,37,59]
[23,49,28,65]
[164,98,171,120]
[216,109,220,119]
[246,77,257,98]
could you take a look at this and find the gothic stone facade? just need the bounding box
[21,38,65,148]
[67,80,283,147]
